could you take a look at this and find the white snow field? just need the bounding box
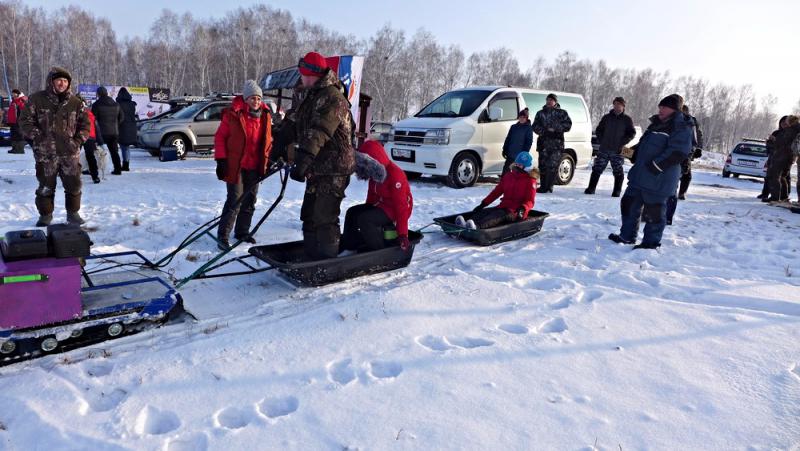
[1,148,799,450]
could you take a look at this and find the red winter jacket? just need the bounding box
[214,96,272,184]
[359,140,413,237]
[7,95,26,125]
[85,108,97,140]
[481,169,537,218]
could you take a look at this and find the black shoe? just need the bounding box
[112,169,122,175]
[608,233,634,245]
[761,197,774,203]
[82,170,90,175]
[756,193,766,199]
[633,243,661,250]
[122,161,130,171]
[678,194,686,200]
[584,187,595,195]
[92,176,101,184]
[235,235,256,244]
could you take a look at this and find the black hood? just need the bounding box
[116,87,132,102]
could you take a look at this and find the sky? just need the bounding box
[24,0,800,114]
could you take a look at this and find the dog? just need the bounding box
[80,144,109,180]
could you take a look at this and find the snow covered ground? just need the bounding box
[1,147,799,450]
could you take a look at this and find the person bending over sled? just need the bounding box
[340,140,413,253]
[456,152,538,230]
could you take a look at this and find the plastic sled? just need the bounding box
[248,231,423,287]
[433,210,549,246]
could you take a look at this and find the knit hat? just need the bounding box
[546,93,558,102]
[518,108,529,118]
[658,94,683,112]
[514,152,534,171]
[96,86,108,97]
[613,96,626,106]
[242,79,262,100]
[298,52,328,76]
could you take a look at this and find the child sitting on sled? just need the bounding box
[456,152,538,230]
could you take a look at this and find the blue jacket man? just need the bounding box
[502,108,533,174]
[609,94,692,249]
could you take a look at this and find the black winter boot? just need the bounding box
[122,161,130,172]
[584,172,600,195]
[612,174,624,197]
[608,233,634,244]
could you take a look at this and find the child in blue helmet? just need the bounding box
[456,152,539,229]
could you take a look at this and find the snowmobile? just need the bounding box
[434,210,549,246]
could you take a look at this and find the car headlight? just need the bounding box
[423,128,450,145]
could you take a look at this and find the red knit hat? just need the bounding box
[298,52,328,76]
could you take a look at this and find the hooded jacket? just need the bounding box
[359,140,413,237]
[480,168,537,219]
[214,96,273,184]
[116,88,139,145]
[7,94,27,125]
[19,66,90,171]
[91,86,124,137]
[627,112,692,197]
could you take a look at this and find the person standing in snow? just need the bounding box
[502,108,533,175]
[213,80,273,250]
[532,93,572,193]
[18,66,90,226]
[92,86,124,175]
[585,97,636,197]
[116,87,138,172]
[759,116,790,200]
[278,51,356,260]
[764,115,799,203]
[608,94,692,249]
[456,151,538,230]
[7,88,28,154]
[341,140,413,253]
[82,99,104,184]
[665,104,704,224]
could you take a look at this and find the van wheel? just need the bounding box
[404,171,422,180]
[446,152,479,188]
[555,153,575,185]
[722,170,731,178]
[165,134,190,159]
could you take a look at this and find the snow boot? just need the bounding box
[235,234,256,244]
[608,233,634,245]
[217,237,230,251]
[35,214,52,227]
[465,219,477,230]
[455,215,467,228]
[633,242,661,250]
[122,161,130,172]
[584,172,600,195]
[66,211,85,225]
[611,174,624,197]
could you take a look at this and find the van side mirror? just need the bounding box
[488,107,503,122]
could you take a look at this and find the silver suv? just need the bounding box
[138,99,231,158]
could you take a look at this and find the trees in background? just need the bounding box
[0,2,782,151]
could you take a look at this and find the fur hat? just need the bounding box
[514,152,534,171]
[658,94,683,112]
[242,80,262,100]
[298,52,328,76]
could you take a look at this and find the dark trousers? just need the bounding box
[678,159,692,197]
[767,154,793,200]
[35,161,82,215]
[83,139,99,178]
[619,187,667,247]
[218,169,260,240]
[102,134,122,172]
[502,157,514,176]
[9,124,25,153]
[341,204,393,251]
[591,152,625,178]
[471,207,514,229]
[300,175,350,260]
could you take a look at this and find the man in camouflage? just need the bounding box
[19,66,90,226]
[278,52,355,259]
[532,93,572,193]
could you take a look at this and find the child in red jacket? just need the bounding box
[457,152,537,229]
[341,140,414,252]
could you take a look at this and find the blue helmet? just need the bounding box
[514,152,534,170]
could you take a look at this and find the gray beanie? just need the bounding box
[242,80,262,99]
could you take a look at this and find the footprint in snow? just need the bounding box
[537,318,568,334]
[579,289,603,303]
[79,387,129,414]
[549,297,572,310]
[133,405,181,436]
[327,358,357,386]
[165,432,209,451]
[498,324,530,335]
[84,361,114,377]
[415,335,454,352]
[446,337,495,349]
[213,406,251,430]
[258,396,299,419]
[368,360,404,379]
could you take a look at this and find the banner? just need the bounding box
[77,84,171,120]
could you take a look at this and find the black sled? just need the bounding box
[434,210,549,246]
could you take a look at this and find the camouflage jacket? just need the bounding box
[281,69,355,177]
[19,67,90,165]
[532,104,572,151]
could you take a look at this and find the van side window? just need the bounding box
[487,93,519,122]
[522,93,546,110]
[557,96,588,123]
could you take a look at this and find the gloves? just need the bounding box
[472,203,485,213]
[398,235,411,252]
[215,159,227,181]
[693,148,703,159]
[516,207,526,220]
[290,152,312,182]
[646,160,663,175]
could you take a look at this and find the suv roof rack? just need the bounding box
[741,137,766,143]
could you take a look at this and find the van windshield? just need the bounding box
[416,90,493,118]
[171,101,209,120]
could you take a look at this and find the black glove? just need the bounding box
[290,158,310,183]
[693,148,703,159]
[472,203,485,213]
[215,159,227,181]
[646,160,663,175]
[502,151,508,159]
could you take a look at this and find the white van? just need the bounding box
[386,87,593,188]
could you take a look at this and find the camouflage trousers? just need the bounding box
[537,147,562,191]
[34,160,82,215]
[592,152,625,177]
[301,175,350,259]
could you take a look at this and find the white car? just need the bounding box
[723,139,768,179]
[386,87,593,188]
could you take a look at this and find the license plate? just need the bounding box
[392,148,412,158]
[739,160,756,167]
